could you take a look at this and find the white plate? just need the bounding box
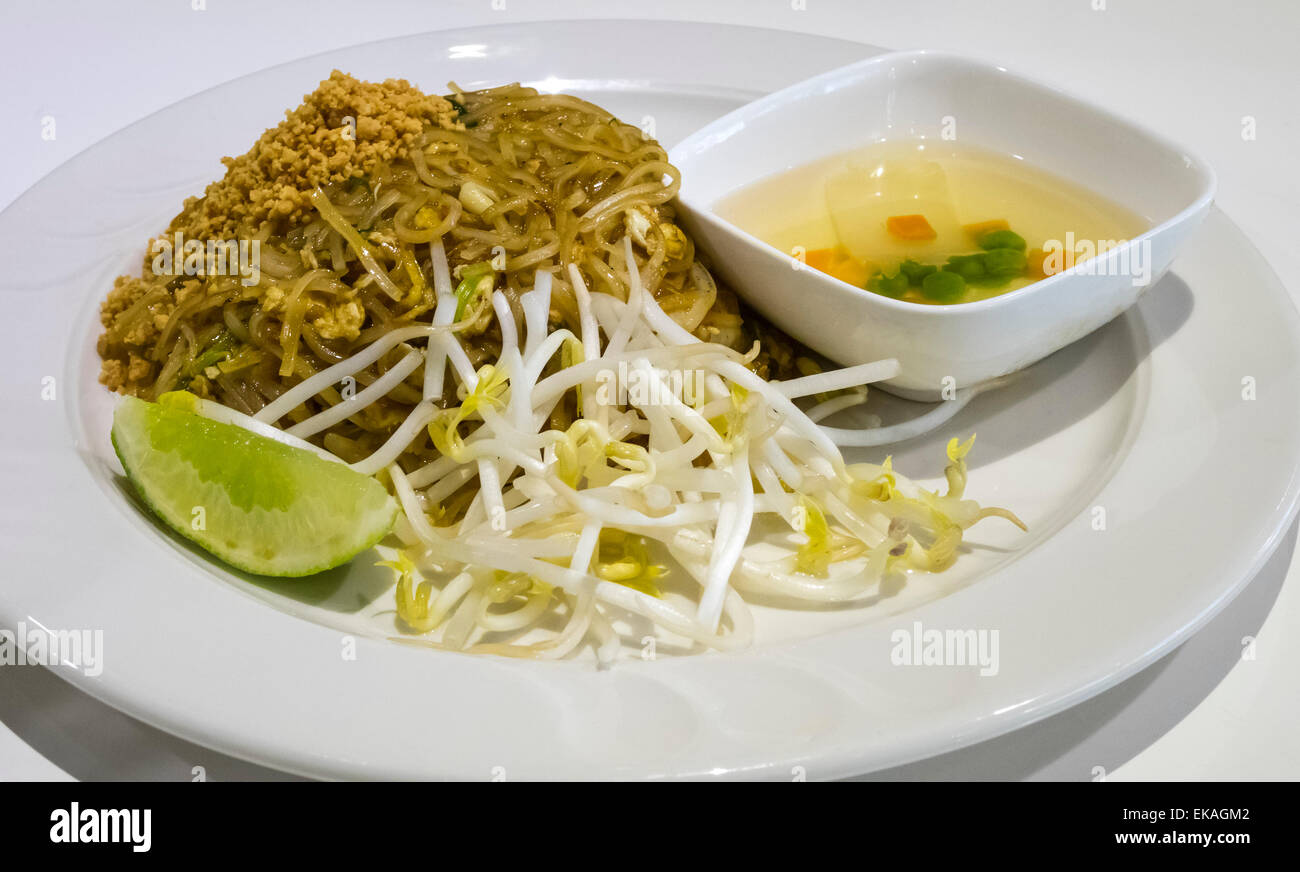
[2,20,1298,780]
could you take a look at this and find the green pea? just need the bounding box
[867,270,910,298]
[943,254,986,282]
[899,259,937,286]
[982,247,1028,278]
[979,229,1027,251]
[922,269,967,302]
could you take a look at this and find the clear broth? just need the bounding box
[714,140,1151,304]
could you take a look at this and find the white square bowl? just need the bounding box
[669,50,1216,399]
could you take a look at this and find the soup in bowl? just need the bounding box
[669,50,1215,399]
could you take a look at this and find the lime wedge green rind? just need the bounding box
[111,396,397,577]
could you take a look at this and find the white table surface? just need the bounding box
[2,0,1297,781]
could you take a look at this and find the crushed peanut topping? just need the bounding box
[170,70,460,240]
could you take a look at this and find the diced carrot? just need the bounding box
[830,256,870,288]
[963,219,1010,243]
[804,247,837,272]
[1026,247,1049,280]
[885,214,937,241]
[802,247,871,287]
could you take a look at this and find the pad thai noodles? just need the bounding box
[98,72,1022,662]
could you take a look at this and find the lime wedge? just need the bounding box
[111,395,397,577]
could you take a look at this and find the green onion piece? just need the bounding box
[922,270,967,303]
[183,329,237,377]
[942,254,986,282]
[982,247,1028,278]
[453,263,495,321]
[461,261,494,281]
[979,229,1027,251]
[446,96,479,128]
[867,270,910,298]
[899,259,937,286]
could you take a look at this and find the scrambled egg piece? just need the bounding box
[310,299,366,341]
[660,222,689,261]
[624,206,689,262]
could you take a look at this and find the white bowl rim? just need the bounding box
[672,47,1219,317]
